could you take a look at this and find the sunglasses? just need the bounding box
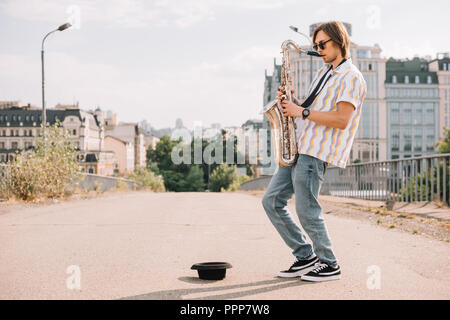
[313,39,332,51]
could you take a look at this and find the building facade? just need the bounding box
[104,135,135,175]
[104,122,146,170]
[385,57,440,159]
[0,107,116,175]
[428,53,450,139]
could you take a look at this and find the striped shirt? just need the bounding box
[294,58,367,168]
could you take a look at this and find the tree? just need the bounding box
[145,131,254,192]
[208,163,238,192]
[185,165,205,191]
[437,127,450,154]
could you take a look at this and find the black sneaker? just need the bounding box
[277,255,319,278]
[301,262,341,282]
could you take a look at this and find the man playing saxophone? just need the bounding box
[262,21,367,282]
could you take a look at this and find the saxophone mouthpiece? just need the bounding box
[307,50,323,57]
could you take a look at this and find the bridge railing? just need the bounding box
[321,153,450,206]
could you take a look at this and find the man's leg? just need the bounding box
[262,165,314,260]
[292,154,338,267]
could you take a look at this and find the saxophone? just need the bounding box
[263,40,304,167]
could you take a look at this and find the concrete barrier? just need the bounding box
[240,175,273,191]
[71,173,142,192]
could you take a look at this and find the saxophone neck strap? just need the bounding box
[301,58,347,109]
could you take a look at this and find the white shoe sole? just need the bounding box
[277,264,318,278]
[301,274,341,282]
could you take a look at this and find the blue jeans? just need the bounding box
[262,154,338,267]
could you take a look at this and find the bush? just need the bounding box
[208,163,238,192]
[115,179,128,191]
[1,122,81,201]
[93,181,103,192]
[127,167,165,192]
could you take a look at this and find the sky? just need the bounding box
[1,0,449,131]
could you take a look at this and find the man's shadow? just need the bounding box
[120,277,315,300]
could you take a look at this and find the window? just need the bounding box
[11,141,18,149]
[426,104,434,124]
[357,49,371,59]
[0,142,5,149]
[0,116,3,121]
[392,131,400,152]
[426,134,435,151]
[391,108,400,124]
[414,104,422,124]
[403,134,412,151]
[427,75,432,84]
[415,75,420,84]
[426,127,434,138]
[405,75,409,84]
[403,108,412,124]
[414,139,422,151]
[392,75,397,83]
[72,129,77,136]
[12,115,17,121]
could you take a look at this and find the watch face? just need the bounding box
[303,109,310,118]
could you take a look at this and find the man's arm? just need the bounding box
[306,101,355,130]
[280,91,355,130]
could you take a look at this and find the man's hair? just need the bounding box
[312,21,350,58]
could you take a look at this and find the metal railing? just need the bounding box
[321,154,450,206]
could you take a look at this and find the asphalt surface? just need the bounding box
[0,191,449,300]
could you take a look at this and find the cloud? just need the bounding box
[0,45,277,128]
[0,0,293,29]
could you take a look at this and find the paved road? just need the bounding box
[0,191,449,300]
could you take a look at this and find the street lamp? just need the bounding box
[41,23,71,140]
[289,25,313,87]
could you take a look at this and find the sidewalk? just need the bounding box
[319,195,450,221]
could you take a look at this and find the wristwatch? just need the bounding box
[302,108,310,120]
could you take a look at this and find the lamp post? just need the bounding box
[289,25,313,89]
[41,23,71,140]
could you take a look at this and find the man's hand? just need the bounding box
[277,86,303,118]
[281,100,303,117]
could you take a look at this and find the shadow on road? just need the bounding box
[119,277,314,300]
